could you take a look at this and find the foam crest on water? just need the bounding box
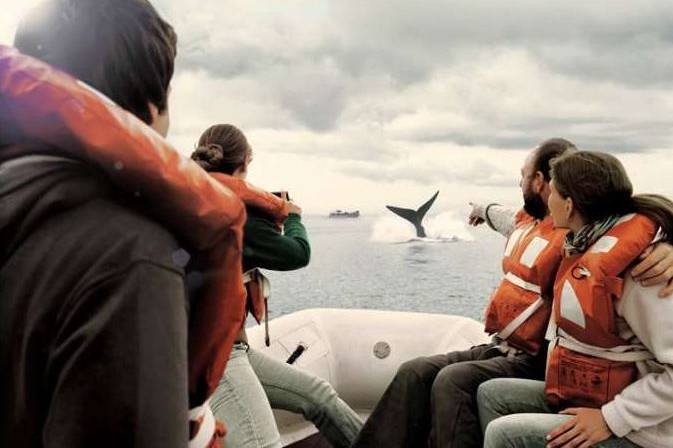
[370,211,474,243]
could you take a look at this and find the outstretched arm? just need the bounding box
[468,202,518,237]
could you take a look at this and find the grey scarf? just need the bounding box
[564,214,622,256]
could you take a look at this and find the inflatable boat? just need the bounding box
[246,308,490,447]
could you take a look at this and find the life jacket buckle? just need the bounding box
[571,266,591,279]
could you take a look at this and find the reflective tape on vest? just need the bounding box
[519,236,550,268]
[497,296,545,340]
[559,280,586,329]
[189,400,216,448]
[556,328,654,363]
[504,272,542,295]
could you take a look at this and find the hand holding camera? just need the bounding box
[273,191,302,216]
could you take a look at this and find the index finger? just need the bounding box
[547,416,577,440]
[658,281,673,298]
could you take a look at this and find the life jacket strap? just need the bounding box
[504,272,542,294]
[555,328,654,362]
[189,400,216,448]
[497,295,545,340]
[492,339,522,358]
[242,268,271,346]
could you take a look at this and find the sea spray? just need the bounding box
[370,211,474,243]
[425,211,475,241]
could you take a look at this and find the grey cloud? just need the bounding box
[328,1,673,87]
[402,118,673,153]
[160,0,673,152]
[342,159,515,188]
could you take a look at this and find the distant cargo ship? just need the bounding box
[329,210,360,218]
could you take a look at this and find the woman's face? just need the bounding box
[548,180,570,229]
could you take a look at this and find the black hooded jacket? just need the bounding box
[0,153,190,447]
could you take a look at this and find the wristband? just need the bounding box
[484,203,501,231]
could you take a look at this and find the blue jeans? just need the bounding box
[211,343,363,448]
[477,378,640,448]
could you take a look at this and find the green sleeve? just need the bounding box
[242,213,311,271]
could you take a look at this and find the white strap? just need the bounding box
[189,400,216,448]
[519,223,535,243]
[497,296,545,340]
[556,328,654,362]
[504,272,542,294]
[241,268,256,284]
[242,268,271,299]
[493,339,522,358]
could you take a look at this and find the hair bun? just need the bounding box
[191,143,224,170]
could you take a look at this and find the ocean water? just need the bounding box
[259,213,506,324]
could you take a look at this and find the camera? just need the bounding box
[272,191,291,201]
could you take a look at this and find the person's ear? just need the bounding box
[533,171,545,194]
[148,102,159,123]
[565,197,574,221]
[147,102,170,137]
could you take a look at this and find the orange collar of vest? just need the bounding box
[209,173,290,226]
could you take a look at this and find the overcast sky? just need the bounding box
[3,1,673,214]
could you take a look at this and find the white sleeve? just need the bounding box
[601,279,673,437]
[472,203,517,237]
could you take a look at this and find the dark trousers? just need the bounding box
[352,343,546,448]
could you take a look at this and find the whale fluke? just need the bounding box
[386,191,439,238]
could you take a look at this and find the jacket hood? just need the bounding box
[0,154,112,265]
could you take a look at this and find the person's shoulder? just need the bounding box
[78,198,182,266]
[514,209,534,226]
[4,157,185,289]
[244,207,280,231]
[245,205,277,221]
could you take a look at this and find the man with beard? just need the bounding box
[352,138,673,448]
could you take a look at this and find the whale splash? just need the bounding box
[370,211,475,243]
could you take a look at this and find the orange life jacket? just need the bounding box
[0,45,249,446]
[484,210,566,355]
[211,173,288,347]
[209,173,289,228]
[545,213,657,409]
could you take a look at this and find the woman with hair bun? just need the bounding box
[477,151,673,448]
[191,124,363,448]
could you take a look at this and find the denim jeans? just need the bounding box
[477,378,640,448]
[211,343,363,448]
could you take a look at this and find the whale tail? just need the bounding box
[386,191,439,238]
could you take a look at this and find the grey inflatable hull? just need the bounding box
[246,308,490,446]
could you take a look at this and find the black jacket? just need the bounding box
[0,154,190,447]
